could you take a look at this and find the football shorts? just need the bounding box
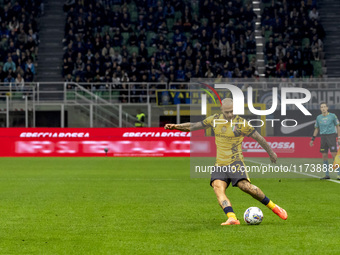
[320,133,337,153]
[210,160,250,187]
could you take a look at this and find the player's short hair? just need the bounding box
[320,102,327,107]
[222,98,233,105]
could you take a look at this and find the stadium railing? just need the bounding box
[1,78,340,103]
[1,79,340,128]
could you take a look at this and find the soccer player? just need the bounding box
[309,102,340,180]
[165,98,288,225]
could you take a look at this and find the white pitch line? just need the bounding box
[245,159,340,184]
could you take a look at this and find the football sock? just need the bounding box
[261,196,276,210]
[223,206,237,220]
[323,160,329,176]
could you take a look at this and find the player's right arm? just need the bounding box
[165,114,219,131]
[310,127,319,147]
[164,122,207,132]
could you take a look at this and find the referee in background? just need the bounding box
[310,102,340,180]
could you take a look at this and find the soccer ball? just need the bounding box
[244,207,263,225]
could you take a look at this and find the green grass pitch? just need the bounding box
[0,157,339,254]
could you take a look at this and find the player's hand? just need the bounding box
[164,124,178,130]
[310,141,314,147]
[269,152,277,164]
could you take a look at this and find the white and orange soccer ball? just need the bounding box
[244,207,263,225]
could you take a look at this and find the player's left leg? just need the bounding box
[237,180,288,220]
[211,180,240,225]
[320,152,331,179]
[320,136,330,179]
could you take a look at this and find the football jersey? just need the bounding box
[202,114,255,166]
[315,113,340,135]
[333,149,340,170]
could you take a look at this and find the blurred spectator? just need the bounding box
[261,0,325,78]
[4,56,16,72]
[4,72,15,86]
[25,58,35,75]
[15,73,25,89]
[0,66,6,82]
[0,0,40,86]
[309,7,319,20]
[24,67,34,82]
[303,60,314,77]
[62,0,259,101]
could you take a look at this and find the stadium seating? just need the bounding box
[59,0,331,103]
[63,0,259,93]
[0,1,41,85]
[261,0,325,78]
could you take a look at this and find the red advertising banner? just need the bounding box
[0,128,329,158]
[0,128,190,157]
[243,136,323,158]
[191,136,325,158]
